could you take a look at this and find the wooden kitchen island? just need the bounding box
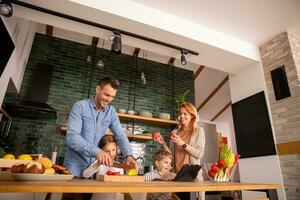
[0,180,279,200]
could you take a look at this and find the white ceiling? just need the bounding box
[12,0,300,123]
[132,0,300,45]
[14,0,260,74]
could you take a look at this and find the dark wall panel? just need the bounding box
[232,91,276,158]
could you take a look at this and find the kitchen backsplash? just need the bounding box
[2,33,194,167]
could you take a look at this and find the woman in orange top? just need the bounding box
[153,102,206,200]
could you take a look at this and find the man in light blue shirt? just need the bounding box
[64,77,136,178]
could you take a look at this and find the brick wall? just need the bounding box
[260,32,300,200]
[2,33,194,167]
[289,34,300,89]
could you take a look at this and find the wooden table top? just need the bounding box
[0,180,279,193]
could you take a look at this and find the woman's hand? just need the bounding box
[170,134,185,146]
[152,132,165,145]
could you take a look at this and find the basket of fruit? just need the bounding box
[203,144,240,182]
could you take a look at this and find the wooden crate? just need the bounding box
[97,175,144,182]
[0,158,30,168]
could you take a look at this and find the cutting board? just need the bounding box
[97,175,144,182]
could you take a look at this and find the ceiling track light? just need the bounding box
[181,49,188,65]
[111,30,122,54]
[11,0,199,60]
[0,0,13,17]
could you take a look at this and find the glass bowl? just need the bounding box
[202,163,237,182]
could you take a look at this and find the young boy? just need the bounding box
[144,150,176,200]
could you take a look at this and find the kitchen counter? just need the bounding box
[0,180,279,199]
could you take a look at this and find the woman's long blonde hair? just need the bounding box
[178,102,198,134]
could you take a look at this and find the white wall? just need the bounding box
[0,16,36,107]
[229,62,286,200]
[215,110,237,154]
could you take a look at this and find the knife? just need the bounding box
[112,162,136,170]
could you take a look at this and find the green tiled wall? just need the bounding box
[3,33,194,166]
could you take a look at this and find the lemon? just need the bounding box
[2,154,15,159]
[126,168,137,176]
[17,154,33,161]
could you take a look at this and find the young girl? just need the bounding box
[83,135,123,200]
[144,150,176,200]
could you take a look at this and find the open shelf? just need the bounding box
[60,126,152,141]
[117,113,178,126]
[59,113,176,140]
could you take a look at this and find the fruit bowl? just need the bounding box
[203,163,237,182]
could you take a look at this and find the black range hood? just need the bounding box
[6,63,57,120]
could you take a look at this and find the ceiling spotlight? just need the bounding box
[111,31,122,54]
[181,49,188,65]
[0,0,13,17]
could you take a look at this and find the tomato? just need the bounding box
[210,163,219,173]
[217,159,226,169]
[106,170,114,175]
[208,170,216,178]
[106,170,122,176]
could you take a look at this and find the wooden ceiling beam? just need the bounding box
[168,57,176,67]
[211,101,232,121]
[197,75,229,111]
[193,65,205,79]
[46,25,53,37]
[133,48,141,57]
[91,37,99,48]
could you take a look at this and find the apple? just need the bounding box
[168,132,175,139]
[152,132,160,139]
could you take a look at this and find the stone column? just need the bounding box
[260,32,300,200]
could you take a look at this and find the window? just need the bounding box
[270,65,291,101]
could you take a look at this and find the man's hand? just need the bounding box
[97,150,113,167]
[125,155,137,168]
